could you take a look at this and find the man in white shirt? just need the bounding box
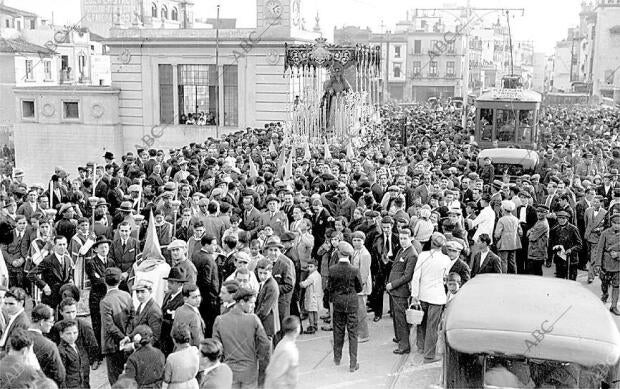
[468,194,496,257]
[410,232,451,364]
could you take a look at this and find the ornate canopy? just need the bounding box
[284,37,381,73]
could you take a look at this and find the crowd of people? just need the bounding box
[0,102,619,388]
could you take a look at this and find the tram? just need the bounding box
[473,86,542,149]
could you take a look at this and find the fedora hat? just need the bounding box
[163,267,188,282]
[92,236,112,248]
[118,201,134,213]
[263,236,284,250]
[103,151,114,160]
[59,203,75,215]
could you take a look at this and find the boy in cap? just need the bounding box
[131,279,163,347]
[299,260,321,334]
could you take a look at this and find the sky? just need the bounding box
[6,0,583,54]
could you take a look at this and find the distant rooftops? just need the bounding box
[0,37,55,54]
[0,3,37,18]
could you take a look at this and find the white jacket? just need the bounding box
[410,249,451,305]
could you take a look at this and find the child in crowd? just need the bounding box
[222,214,245,241]
[300,260,322,334]
[446,272,461,302]
[437,272,462,356]
[248,239,265,272]
[57,319,90,389]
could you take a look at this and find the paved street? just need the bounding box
[88,265,620,389]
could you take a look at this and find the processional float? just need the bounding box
[284,38,382,149]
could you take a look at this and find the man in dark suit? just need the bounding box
[28,235,74,311]
[516,192,538,274]
[1,214,29,289]
[259,195,289,238]
[27,304,65,386]
[369,216,401,321]
[192,234,220,337]
[0,287,30,353]
[471,234,503,277]
[263,236,295,337]
[386,227,417,354]
[171,283,205,348]
[575,189,595,270]
[310,199,333,258]
[255,258,280,342]
[16,189,39,220]
[85,236,116,364]
[161,267,187,356]
[241,193,263,238]
[328,242,363,372]
[445,241,471,284]
[130,280,163,347]
[109,221,142,291]
[371,172,389,203]
[100,267,134,386]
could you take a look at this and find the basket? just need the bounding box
[406,307,424,325]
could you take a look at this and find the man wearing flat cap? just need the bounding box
[445,240,471,284]
[526,205,550,276]
[594,212,620,315]
[494,200,522,274]
[327,241,363,372]
[264,236,295,340]
[130,279,163,347]
[548,210,582,280]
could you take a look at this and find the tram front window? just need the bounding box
[480,108,493,141]
[496,109,516,142]
[518,110,534,143]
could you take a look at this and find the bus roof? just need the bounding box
[445,275,620,366]
[477,148,539,169]
[477,88,542,103]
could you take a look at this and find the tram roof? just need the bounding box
[476,88,542,104]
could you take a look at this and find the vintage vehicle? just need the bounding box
[476,148,539,181]
[474,88,542,149]
[441,275,620,388]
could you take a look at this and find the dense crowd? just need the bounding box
[0,102,619,389]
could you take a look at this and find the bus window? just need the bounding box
[480,108,493,141]
[496,109,516,142]
[518,110,534,143]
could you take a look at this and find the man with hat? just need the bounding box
[264,236,295,341]
[85,235,115,364]
[168,239,198,285]
[526,205,550,276]
[100,267,133,385]
[594,212,620,315]
[494,200,522,274]
[516,190,537,274]
[161,267,188,356]
[55,203,77,243]
[127,184,142,211]
[241,192,262,238]
[328,241,362,372]
[386,227,418,355]
[130,279,163,347]
[445,240,471,284]
[260,195,289,237]
[548,210,582,280]
[410,232,450,363]
[584,195,608,283]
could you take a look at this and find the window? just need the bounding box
[16,19,21,30]
[429,61,438,76]
[22,100,35,119]
[63,101,80,119]
[44,60,52,80]
[29,19,35,29]
[5,19,10,28]
[446,61,455,76]
[496,109,516,142]
[78,55,87,78]
[159,65,174,124]
[394,45,401,58]
[151,3,158,17]
[177,64,218,125]
[412,61,421,76]
[171,7,178,21]
[447,41,455,53]
[393,63,401,78]
[480,108,493,141]
[414,40,421,54]
[161,5,168,19]
[223,65,238,126]
[25,60,34,80]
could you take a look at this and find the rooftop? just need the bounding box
[0,3,37,18]
[0,37,55,54]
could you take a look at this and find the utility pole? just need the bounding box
[215,4,220,138]
[413,5,524,130]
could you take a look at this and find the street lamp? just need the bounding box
[88,196,99,231]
